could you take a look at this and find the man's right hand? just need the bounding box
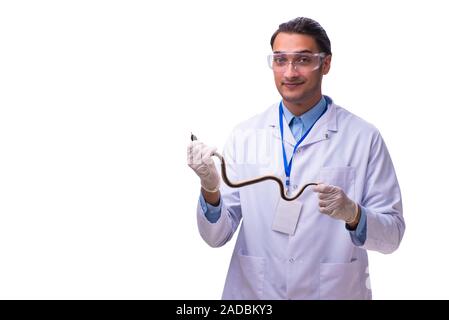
[187,140,220,193]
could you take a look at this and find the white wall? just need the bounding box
[0,0,447,299]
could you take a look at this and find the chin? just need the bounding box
[282,93,305,104]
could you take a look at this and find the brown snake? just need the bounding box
[191,134,317,201]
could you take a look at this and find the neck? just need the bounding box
[283,95,323,116]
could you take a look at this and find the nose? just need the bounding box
[284,62,300,77]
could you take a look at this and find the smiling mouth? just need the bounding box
[282,82,304,88]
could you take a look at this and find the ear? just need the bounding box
[322,55,332,75]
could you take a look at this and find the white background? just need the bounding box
[0,0,448,299]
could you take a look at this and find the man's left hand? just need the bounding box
[313,183,359,225]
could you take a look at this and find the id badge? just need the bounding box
[272,198,303,235]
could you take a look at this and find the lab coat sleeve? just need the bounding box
[196,133,242,248]
[359,131,405,254]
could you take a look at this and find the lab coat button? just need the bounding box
[289,258,295,263]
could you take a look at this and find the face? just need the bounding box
[272,32,331,111]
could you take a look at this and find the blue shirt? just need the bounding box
[199,96,367,246]
[281,96,327,142]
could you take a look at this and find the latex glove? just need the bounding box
[187,140,220,192]
[313,183,358,224]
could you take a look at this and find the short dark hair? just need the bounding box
[270,17,332,55]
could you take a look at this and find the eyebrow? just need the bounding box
[273,50,314,54]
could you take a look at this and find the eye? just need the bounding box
[295,55,312,64]
[273,56,288,65]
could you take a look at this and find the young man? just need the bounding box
[187,17,405,299]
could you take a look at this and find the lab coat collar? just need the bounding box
[268,95,338,148]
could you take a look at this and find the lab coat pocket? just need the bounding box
[235,249,266,299]
[319,167,355,199]
[319,259,364,299]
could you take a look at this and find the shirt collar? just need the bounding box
[281,96,327,130]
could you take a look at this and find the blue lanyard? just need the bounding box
[279,101,328,187]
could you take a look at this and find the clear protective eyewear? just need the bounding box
[267,52,327,72]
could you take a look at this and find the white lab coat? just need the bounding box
[197,97,405,300]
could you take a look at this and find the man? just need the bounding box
[187,17,405,299]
